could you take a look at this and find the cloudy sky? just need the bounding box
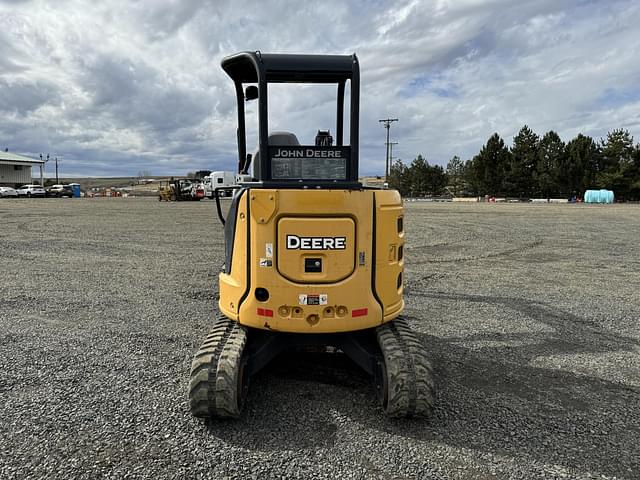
[1,0,639,177]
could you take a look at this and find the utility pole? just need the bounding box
[40,153,50,186]
[378,118,398,181]
[55,157,59,184]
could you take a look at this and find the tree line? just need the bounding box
[389,127,640,200]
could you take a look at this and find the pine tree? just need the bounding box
[464,158,480,196]
[601,129,634,172]
[565,134,600,197]
[446,156,465,196]
[388,159,410,196]
[472,133,510,196]
[597,129,636,199]
[408,155,429,197]
[427,164,447,196]
[536,131,565,198]
[509,125,539,197]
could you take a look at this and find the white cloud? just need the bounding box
[0,0,638,176]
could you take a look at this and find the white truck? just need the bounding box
[204,171,238,198]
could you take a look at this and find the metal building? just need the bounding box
[0,151,45,187]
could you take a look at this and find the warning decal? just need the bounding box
[259,258,272,267]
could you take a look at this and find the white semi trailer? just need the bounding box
[204,171,235,198]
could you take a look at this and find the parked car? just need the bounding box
[0,186,18,198]
[46,184,73,197]
[16,184,46,197]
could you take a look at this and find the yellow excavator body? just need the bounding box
[219,188,404,333]
[188,51,435,419]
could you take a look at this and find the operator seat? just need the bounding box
[251,131,300,178]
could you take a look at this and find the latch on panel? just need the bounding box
[304,258,322,273]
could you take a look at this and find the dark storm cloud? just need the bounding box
[0,79,60,113]
[77,54,212,131]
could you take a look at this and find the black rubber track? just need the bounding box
[188,316,248,418]
[376,316,436,418]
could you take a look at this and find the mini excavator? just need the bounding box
[189,52,435,418]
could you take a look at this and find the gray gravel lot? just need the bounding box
[1,198,639,479]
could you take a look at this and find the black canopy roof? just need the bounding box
[221,51,357,83]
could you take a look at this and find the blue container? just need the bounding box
[70,183,81,198]
[584,189,614,204]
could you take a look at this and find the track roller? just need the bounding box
[189,316,248,418]
[376,316,435,418]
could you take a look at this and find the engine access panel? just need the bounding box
[277,216,356,283]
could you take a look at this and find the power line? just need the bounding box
[389,142,398,163]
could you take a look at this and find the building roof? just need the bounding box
[0,151,45,165]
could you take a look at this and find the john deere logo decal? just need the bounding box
[286,235,346,250]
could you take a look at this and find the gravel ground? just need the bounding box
[1,198,639,480]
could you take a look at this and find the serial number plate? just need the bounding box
[298,294,328,305]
